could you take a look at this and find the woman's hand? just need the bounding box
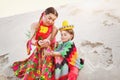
[38,40,44,46]
[38,39,50,48]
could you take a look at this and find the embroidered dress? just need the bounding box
[54,41,84,80]
[12,21,55,80]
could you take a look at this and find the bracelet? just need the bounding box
[35,41,39,46]
[35,41,41,49]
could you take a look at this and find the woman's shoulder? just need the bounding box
[31,22,39,26]
[31,22,39,30]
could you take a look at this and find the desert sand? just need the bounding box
[0,0,120,80]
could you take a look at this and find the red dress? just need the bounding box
[12,21,55,80]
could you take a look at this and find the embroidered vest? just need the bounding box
[35,21,53,40]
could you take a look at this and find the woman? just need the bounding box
[12,7,58,80]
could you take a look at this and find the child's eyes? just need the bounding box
[48,17,51,20]
[61,33,67,36]
[61,33,63,36]
[64,34,67,36]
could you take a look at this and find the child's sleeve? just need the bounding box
[55,42,73,58]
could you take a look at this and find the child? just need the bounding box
[45,20,84,80]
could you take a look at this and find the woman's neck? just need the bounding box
[40,20,52,27]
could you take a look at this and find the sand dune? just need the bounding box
[0,0,120,80]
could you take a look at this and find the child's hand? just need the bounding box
[44,49,53,56]
[42,39,50,47]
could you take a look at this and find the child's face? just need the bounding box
[61,31,73,42]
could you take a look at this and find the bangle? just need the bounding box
[35,41,41,49]
[35,41,39,46]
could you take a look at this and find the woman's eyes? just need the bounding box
[48,17,55,22]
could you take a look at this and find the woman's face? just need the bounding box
[61,31,73,42]
[43,13,57,26]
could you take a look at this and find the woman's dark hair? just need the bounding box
[40,7,58,20]
[45,7,58,17]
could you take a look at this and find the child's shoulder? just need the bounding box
[57,41,74,46]
[64,41,75,47]
[66,41,74,44]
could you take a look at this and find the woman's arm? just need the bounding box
[47,26,58,42]
[30,22,39,45]
[26,22,39,55]
[40,26,58,47]
[30,22,39,38]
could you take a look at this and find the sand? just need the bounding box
[0,0,120,80]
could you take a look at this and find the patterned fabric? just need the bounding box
[12,21,55,80]
[54,41,84,80]
[35,21,52,40]
[54,57,68,80]
[68,64,79,80]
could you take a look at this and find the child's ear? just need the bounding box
[70,34,73,40]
